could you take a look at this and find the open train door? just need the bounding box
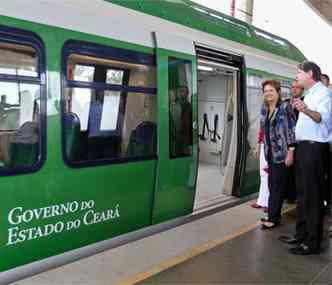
[151,32,198,224]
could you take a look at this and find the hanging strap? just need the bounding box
[199,113,210,141]
[211,114,221,143]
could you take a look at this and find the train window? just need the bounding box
[281,80,292,100]
[0,42,38,77]
[247,74,263,88]
[62,41,157,166]
[0,33,45,175]
[68,54,156,88]
[168,57,193,158]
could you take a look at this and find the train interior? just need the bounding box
[63,54,157,163]
[0,42,40,169]
[194,59,238,211]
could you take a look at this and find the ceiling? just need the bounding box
[304,0,332,26]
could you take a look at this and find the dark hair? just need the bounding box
[298,61,321,81]
[321,73,330,84]
[262,79,281,94]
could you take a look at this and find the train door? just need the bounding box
[152,33,198,224]
[194,45,244,211]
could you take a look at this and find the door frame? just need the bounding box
[195,44,247,197]
[151,32,198,224]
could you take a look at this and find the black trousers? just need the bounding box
[286,149,297,202]
[295,142,325,250]
[267,162,288,223]
[323,143,331,206]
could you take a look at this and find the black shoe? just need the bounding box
[324,205,331,215]
[260,217,269,222]
[260,217,280,223]
[289,244,319,255]
[278,235,302,245]
[261,220,280,230]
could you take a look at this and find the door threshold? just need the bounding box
[193,195,239,214]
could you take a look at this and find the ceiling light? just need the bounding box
[198,65,214,72]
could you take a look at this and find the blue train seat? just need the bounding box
[127,121,157,157]
[64,112,81,161]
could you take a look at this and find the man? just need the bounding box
[290,80,305,119]
[321,73,330,87]
[0,95,11,119]
[285,80,304,203]
[280,61,332,255]
[320,74,332,212]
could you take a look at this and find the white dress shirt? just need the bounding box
[296,82,332,142]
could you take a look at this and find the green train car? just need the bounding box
[0,0,305,282]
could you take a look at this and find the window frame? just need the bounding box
[0,25,46,177]
[61,40,157,168]
[68,60,128,85]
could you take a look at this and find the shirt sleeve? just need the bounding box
[316,92,332,125]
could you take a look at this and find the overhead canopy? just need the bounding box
[304,0,332,26]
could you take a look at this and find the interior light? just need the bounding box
[198,65,214,72]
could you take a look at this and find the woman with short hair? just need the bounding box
[260,80,296,229]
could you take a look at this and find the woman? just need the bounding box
[251,127,269,212]
[260,80,296,229]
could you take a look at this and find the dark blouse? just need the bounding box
[264,110,275,163]
[260,100,296,163]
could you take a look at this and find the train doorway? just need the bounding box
[194,45,241,211]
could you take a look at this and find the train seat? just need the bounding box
[9,121,39,167]
[127,121,157,157]
[64,112,81,161]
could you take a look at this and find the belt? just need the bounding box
[297,140,326,145]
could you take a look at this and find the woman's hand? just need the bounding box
[285,149,294,167]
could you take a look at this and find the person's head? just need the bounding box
[262,80,281,105]
[169,90,177,104]
[178,86,189,101]
[291,80,304,98]
[1,95,6,103]
[95,92,103,102]
[321,73,330,87]
[296,61,321,89]
[32,101,39,122]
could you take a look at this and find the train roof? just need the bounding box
[107,0,305,63]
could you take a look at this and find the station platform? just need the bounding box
[10,200,332,285]
[136,210,332,285]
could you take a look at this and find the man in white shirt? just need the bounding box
[321,74,332,212]
[287,61,332,255]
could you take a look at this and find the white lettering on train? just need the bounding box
[6,200,121,246]
[8,201,80,225]
[7,222,65,246]
[83,204,120,225]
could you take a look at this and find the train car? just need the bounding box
[0,0,305,283]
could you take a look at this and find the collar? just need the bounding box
[304,81,323,97]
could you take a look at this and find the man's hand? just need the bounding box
[292,98,321,123]
[293,98,308,113]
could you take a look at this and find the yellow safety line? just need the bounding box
[117,204,296,285]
